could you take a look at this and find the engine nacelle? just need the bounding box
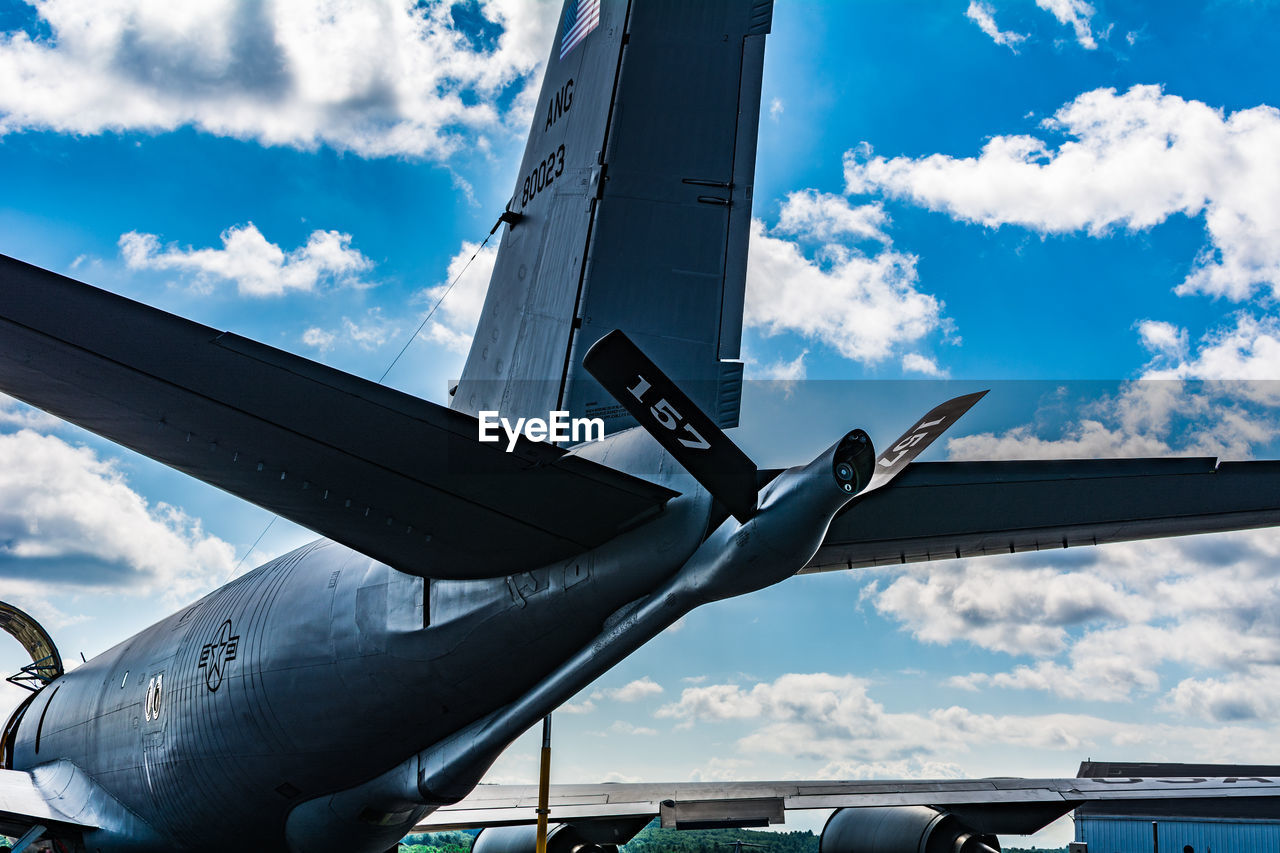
[821,806,1001,853]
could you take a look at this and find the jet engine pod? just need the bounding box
[473,823,628,853]
[820,806,1001,853]
[832,429,875,495]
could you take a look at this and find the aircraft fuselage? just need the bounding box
[7,449,709,852]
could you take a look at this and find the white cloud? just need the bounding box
[894,345,1280,718]
[965,1,1027,51]
[0,0,560,158]
[121,223,373,297]
[902,352,946,377]
[775,191,890,244]
[607,720,658,736]
[950,659,1159,704]
[0,394,62,431]
[343,309,398,351]
[768,97,784,122]
[1137,320,1189,360]
[1163,668,1280,722]
[864,467,1280,713]
[656,672,1280,770]
[559,699,596,715]
[687,757,756,782]
[301,309,399,354]
[949,377,1280,463]
[1143,315,1280,396]
[1034,0,1098,49]
[592,676,664,703]
[420,238,499,353]
[301,327,337,352]
[745,215,943,365]
[846,85,1280,302]
[869,563,1149,658]
[750,350,807,383]
[0,428,234,601]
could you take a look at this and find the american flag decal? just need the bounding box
[560,0,600,60]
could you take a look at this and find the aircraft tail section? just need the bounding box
[453,0,772,434]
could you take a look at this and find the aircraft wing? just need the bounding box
[416,776,1280,835]
[0,766,94,842]
[803,457,1280,573]
[0,254,677,580]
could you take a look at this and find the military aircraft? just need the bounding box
[4,1,1280,851]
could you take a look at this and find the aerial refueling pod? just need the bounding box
[820,806,1001,853]
[472,821,647,853]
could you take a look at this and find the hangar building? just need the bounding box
[1074,761,1280,852]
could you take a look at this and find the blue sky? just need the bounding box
[4,0,1280,845]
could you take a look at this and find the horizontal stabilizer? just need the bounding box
[584,330,758,521]
[805,457,1280,572]
[0,255,677,579]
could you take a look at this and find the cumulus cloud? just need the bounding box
[592,677,664,703]
[871,375,1280,716]
[121,223,373,297]
[301,309,400,354]
[1164,668,1280,722]
[301,327,337,352]
[902,352,946,377]
[0,428,235,601]
[948,380,1280,462]
[746,198,944,365]
[687,757,756,783]
[936,566,1280,712]
[344,309,399,350]
[419,238,499,353]
[0,394,62,431]
[775,192,890,245]
[656,672,1279,772]
[1034,0,1099,49]
[1137,320,1189,361]
[965,1,1027,51]
[868,562,1149,658]
[1143,315,1280,399]
[846,85,1280,302]
[0,0,560,158]
[606,720,658,736]
[749,350,808,384]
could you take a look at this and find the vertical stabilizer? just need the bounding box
[454,0,772,434]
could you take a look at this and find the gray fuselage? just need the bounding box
[8,435,711,852]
